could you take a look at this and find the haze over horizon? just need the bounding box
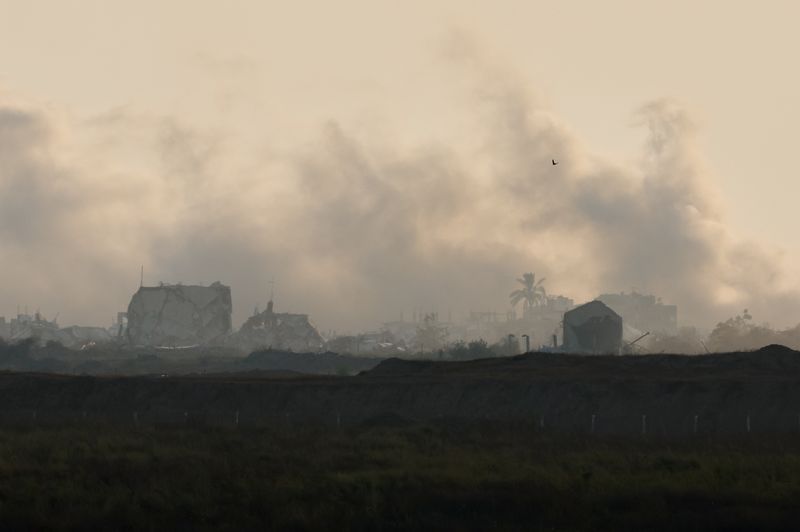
[1,0,799,332]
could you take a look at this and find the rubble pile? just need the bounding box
[126,282,232,347]
[231,300,324,353]
[56,326,113,349]
[3,312,60,345]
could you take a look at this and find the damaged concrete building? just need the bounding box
[563,300,623,354]
[230,300,324,353]
[57,326,114,349]
[2,312,60,344]
[0,312,113,349]
[126,282,233,347]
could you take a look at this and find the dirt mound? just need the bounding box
[365,357,438,376]
[242,350,382,374]
[3,346,800,437]
[367,347,800,380]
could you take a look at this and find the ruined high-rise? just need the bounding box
[126,282,232,347]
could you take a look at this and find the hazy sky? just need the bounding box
[1,1,798,331]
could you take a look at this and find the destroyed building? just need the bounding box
[0,311,114,349]
[231,300,324,353]
[126,282,232,347]
[2,312,61,344]
[563,300,622,354]
[597,291,677,335]
[57,326,113,349]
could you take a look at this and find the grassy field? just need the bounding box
[0,423,799,530]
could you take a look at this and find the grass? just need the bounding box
[0,423,799,530]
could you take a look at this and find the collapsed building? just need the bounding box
[3,282,327,352]
[126,282,232,347]
[0,312,113,349]
[230,300,324,353]
[562,300,622,354]
[0,312,60,344]
[57,326,113,349]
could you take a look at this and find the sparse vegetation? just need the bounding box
[0,423,799,530]
[444,339,495,360]
[706,309,800,353]
[414,313,448,355]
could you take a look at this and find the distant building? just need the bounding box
[523,295,574,319]
[58,326,113,349]
[382,320,419,345]
[126,282,233,347]
[230,300,324,353]
[597,292,677,335]
[6,312,60,344]
[0,311,114,348]
[563,300,622,354]
[506,296,575,349]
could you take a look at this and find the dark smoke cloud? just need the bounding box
[0,45,797,332]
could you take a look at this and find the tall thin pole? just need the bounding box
[140,265,144,288]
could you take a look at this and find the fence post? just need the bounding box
[133,411,139,427]
[235,410,240,427]
[693,414,698,434]
[591,414,596,434]
[642,414,647,435]
[746,414,751,433]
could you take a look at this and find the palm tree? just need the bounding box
[509,273,547,311]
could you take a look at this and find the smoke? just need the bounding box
[0,43,797,332]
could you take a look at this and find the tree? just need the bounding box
[414,314,448,355]
[509,273,547,311]
[707,309,777,352]
[446,339,495,360]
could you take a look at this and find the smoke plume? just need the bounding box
[0,45,797,332]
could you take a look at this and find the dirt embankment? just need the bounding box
[0,342,384,376]
[1,345,799,437]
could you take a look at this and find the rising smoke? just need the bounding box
[0,42,797,332]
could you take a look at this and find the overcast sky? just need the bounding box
[0,1,798,331]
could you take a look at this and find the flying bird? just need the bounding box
[552,159,558,166]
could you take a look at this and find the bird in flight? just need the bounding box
[552,159,558,166]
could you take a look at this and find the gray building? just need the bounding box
[563,300,622,354]
[126,282,232,347]
[230,300,324,353]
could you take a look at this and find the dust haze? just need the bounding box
[0,37,796,332]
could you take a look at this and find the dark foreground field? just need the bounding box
[3,345,800,530]
[1,423,799,531]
